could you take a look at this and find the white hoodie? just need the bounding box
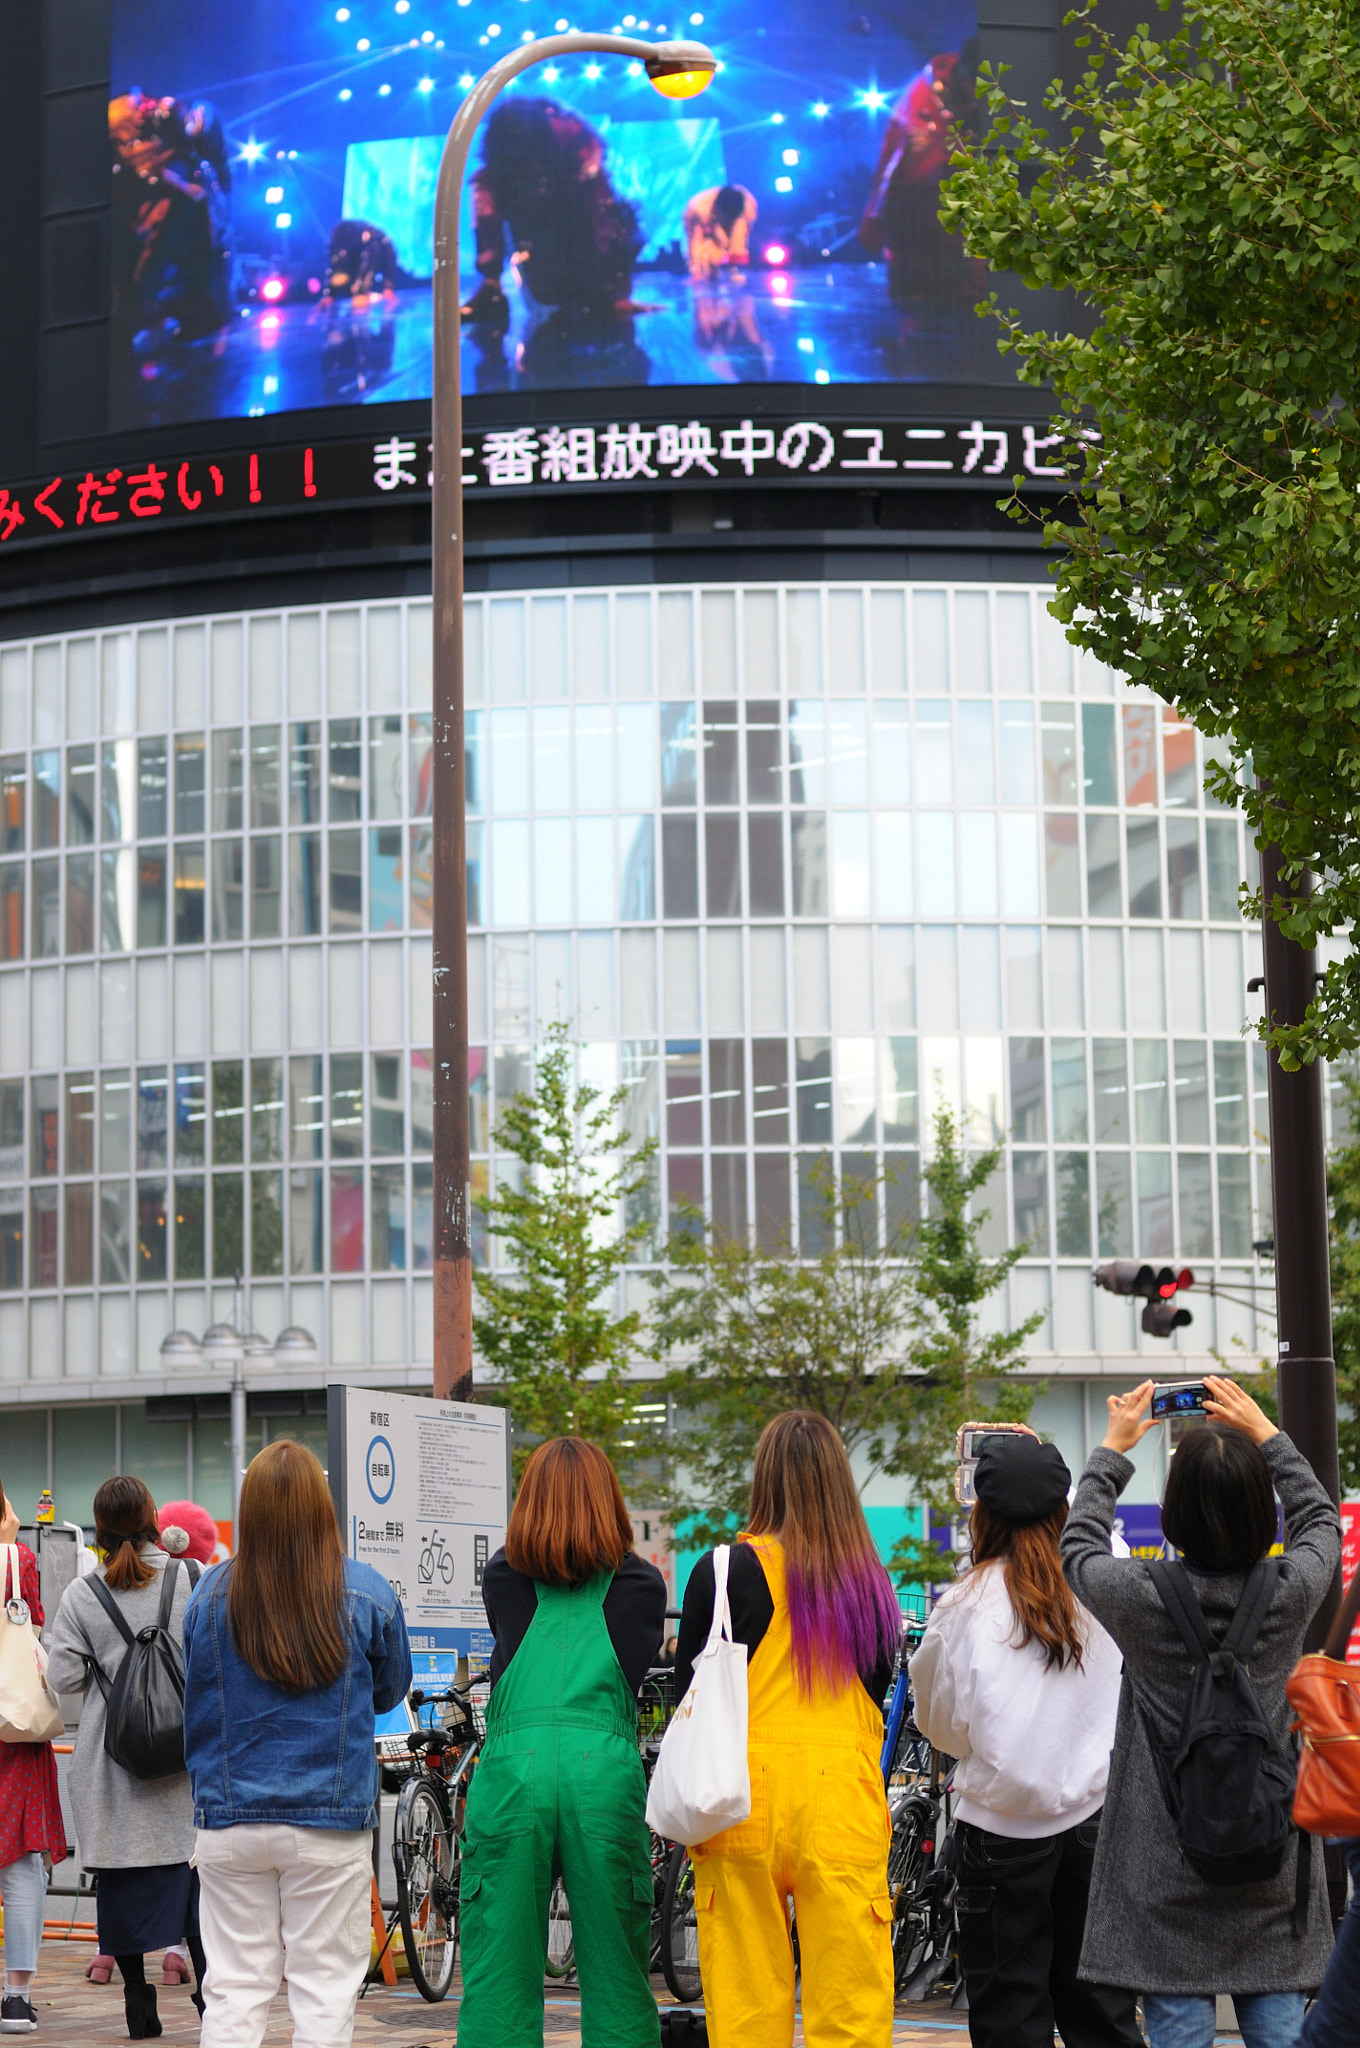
[907,1560,1123,1839]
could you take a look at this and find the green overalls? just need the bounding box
[456,1569,659,2048]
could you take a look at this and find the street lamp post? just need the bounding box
[430,32,716,1403]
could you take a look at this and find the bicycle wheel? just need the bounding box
[887,1797,933,1994]
[660,1844,703,2004]
[544,1874,575,1978]
[394,1776,459,2001]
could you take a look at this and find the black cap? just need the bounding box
[974,1434,1071,1524]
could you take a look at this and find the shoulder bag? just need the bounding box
[646,1545,751,1847]
[0,1544,64,1744]
[1287,1562,1360,1837]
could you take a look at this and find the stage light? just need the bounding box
[396,0,410,10]
[812,100,829,116]
[858,87,887,110]
[521,28,534,39]
[585,62,602,77]
[240,140,265,163]
[378,82,391,93]
[276,150,285,158]
[543,64,559,77]
[422,27,434,38]
[260,313,281,333]
[763,243,788,265]
[645,41,717,97]
[770,273,790,296]
[690,10,704,20]
[275,212,293,227]
[263,376,279,395]
[335,5,350,16]
[623,10,636,20]
[339,87,352,98]
[357,35,371,48]
[771,111,784,124]
[627,60,642,73]
[307,277,321,292]
[487,19,501,32]
[261,278,286,301]
[287,150,298,159]
[419,75,434,89]
[775,176,792,192]
[459,70,475,84]
[782,149,799,165]
[815,367,830,383]
[266,185,284,204]
[797,337,814,352]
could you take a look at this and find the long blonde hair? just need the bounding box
[747,1411,900,1691]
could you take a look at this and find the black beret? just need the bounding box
[974,1434,1071,1524]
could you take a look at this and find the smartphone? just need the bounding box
[953,1421,1032,1507]
[1150,1380,1222,1420]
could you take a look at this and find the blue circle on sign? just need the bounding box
[366,1435,396,1505]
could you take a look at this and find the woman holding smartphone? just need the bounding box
[909,1431,1141,2048]
[1062,1376,1340,2048]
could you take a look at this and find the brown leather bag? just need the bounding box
[1286,1560,1360,1836]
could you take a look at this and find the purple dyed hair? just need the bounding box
[747,1410,902,1692]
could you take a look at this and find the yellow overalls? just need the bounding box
[690,1536,894,2048]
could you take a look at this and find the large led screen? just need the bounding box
[109,0,985,430]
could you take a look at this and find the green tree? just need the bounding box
[473,1022,659,1481]
[944,0,1360,1064]
[1327,1068,1360,1489]
[653,1108,1041,1579]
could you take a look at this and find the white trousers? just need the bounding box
[194,1824,373,2048]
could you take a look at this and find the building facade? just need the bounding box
[0,574,1309,1539]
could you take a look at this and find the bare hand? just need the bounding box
[1202,1375,1277,1445]
[0,1493,20,1546]
[1102,1382,1158,1455]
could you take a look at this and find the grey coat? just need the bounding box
[1061,1435,1339,1994]
[46,1547,196,1870]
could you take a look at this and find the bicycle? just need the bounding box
[389,1681,486,2002]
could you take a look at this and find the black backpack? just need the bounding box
[83,1559,200,1782]
[1142,1559,1298,1888]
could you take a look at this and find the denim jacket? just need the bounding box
[183,1556,412,1832]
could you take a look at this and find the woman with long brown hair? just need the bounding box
[181,1440,410,2048]
[672,1409,903,2048]
[46,1474,205,2037]
[457,1436,666,2048]
[908,1431,1141,2048]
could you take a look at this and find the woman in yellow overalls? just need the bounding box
[674,1411,901,2048]
[457,1436,666,2048]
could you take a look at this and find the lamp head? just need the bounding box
[645,39,717,98]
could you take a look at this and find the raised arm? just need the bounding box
[1061,1381,1162,1648]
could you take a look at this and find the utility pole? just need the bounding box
[1259,840,1341,1646]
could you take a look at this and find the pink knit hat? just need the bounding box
[157,1500,220,1565]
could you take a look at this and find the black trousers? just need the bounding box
[955,1812,1141,2048]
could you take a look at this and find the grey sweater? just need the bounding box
[46,1547,196,1871]
[1060,1434,1340,1994]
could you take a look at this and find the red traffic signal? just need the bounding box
[1095,1262,1194,1337]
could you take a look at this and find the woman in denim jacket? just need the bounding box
[182,1441,411,2048]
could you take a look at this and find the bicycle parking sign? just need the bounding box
[329,1387,510,1664]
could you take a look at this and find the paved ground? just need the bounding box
[26,1917,1250,2045]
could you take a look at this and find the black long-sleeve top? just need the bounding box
[481,1548,667,1694]
[674,1543,894,1706]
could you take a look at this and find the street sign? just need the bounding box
[327,1385,510,1666]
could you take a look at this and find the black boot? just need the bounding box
[114,1957,162,2040]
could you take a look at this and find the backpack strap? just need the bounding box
[156,1559,180,1632]
[1220,1559,1279,1666]
[1148,1560,1217,1661]
[86,1573,137,1648]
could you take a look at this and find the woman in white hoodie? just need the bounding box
[908,1432,1140,2048]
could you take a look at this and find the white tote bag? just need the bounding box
[0,1545,64,1745]
[646,1544,751,1846]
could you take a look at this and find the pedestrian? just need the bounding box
[908,1431,1142,2048]
[457,1436,666,2048]
[155,1501,220,1994]
[673,1409,901,2048]
[182,1440,411,2048]
[45,1476,206,2039]
[0,1478,66,2038]
[1062,1376,1341,2048]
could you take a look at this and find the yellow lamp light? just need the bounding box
[645,40,717,98]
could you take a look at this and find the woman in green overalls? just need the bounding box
[458,1437,667,2048]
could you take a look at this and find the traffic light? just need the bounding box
[1093,1262,1194,1337]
